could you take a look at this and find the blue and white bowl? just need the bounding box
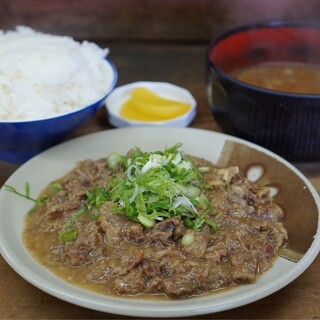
[0,59,117,163]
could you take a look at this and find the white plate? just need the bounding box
[0,127,319,318]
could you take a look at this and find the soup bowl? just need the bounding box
[206,21,320,162]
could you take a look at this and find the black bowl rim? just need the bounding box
[207,20,320,100]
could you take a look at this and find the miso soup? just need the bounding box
[232,62,320,94]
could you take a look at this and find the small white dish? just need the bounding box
[105,81,197,127]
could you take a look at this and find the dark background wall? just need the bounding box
[1,0,320,42]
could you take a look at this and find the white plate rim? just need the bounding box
[0,127,319,318]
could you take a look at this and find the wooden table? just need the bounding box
[0,42,319,320]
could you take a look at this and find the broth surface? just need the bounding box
[232,62,320,94]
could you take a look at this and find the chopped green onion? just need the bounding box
[182,232,195,246]
[85,188,108,209]
[184,218,194,229]
[88,206,101,221]
[205,219,220,232]
[107,151,123,169]
[198,193,209,210]
[60,187,109,239]
[137,213,155,228]
[64,207,87,229]
[193,216,206,230]
[173,195,199,215]
[105,144,219,231]
[59,228,78,243]
[183,185,201,199]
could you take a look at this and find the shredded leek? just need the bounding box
[107,151,124,169]
[105,144,218,231]
[181,232,195,246]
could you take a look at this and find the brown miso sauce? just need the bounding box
[22,216,239,301]
[231,62,320,94]
[22,156,286,301]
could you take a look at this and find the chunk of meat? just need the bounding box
[100,217,123,246]
[181,231,210,259]
[145,217,182,246]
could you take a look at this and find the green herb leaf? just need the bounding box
[4,183,47,212]
[4,183,37,202]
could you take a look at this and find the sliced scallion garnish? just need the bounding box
[105,144,218,231]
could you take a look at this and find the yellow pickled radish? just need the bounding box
[120,87,191,121]
[121,100,159,121]
[131,87,187,107]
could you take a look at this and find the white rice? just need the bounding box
[0,26,114,121]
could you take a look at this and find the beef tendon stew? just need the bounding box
[21,144,288,299]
